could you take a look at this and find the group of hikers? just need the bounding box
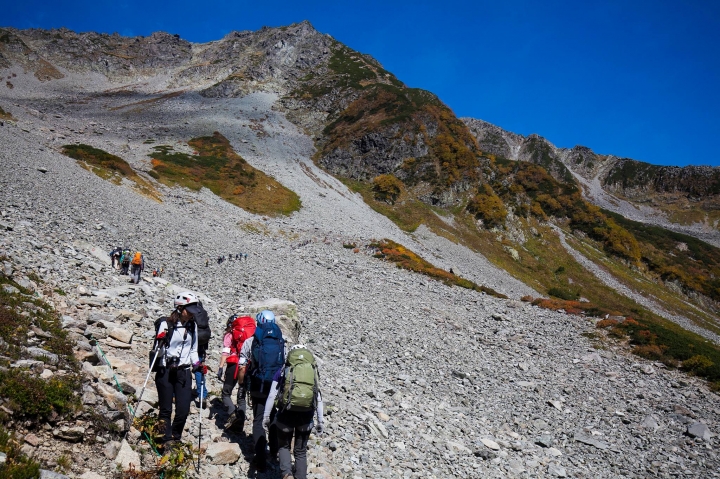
[209,253,249,266]
[146,291,322,479]
[109,247,145,284]
[109,247,163,281]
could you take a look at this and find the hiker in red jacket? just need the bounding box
[218,314,255,430]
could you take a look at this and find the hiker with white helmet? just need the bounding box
[263,344,324,479]
[237,310,285,472]
[153,292,206,448]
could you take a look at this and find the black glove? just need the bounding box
[192,362,208,374]
[217,367,224,381]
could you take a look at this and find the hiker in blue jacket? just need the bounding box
[237,310,285,472]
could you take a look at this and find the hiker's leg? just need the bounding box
[155,368,174,442]
[268,406,279,457]
[274,418,294,478]
[251,396,268,461]
[236,376,248,421]
[222,363,238,415]
[292,422,312,479]
[194,351,207,400]
[171,369,192,440]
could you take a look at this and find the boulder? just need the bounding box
[104,441,121,459]
[205,442,242,464]
[79,472,106,479]
[40,471,70,479]
[245,298,300,342]
[53,426,85,443]
[108,328,133,344]
[79,297,109,307]
[687,422,711,441]
[26,347,59,365]
[96,382,127,411]
[114,440,141,470]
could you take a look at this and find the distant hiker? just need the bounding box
[217,256,223,265]
[178,293,212,407]
[153,294,205,448]
[152,268,159,277]
[238,310,285,472]
[109,246,122,269]
[218,314,256,430]
[244,253,248,261]
[206,259,209,267]
[263,344,324,479]
[119,247,132,275]
[449,268,454,275]
[130,251,144,284]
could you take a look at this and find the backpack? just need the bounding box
[185,301,211,348]
[278,346,319,412]
[149,316,168,372]
[249,322,284,397]
[226,316,256,364]
[121,250,131,264]
[131,252,143,265]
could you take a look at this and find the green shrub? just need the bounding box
[0,426,40,479]
[682,355,714,375]
[547,287,580,301]
[0,369,79,418]
[372,174,403,204]
[467,185,507,227]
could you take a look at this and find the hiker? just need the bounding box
[181,293,212,407]
[218,314,255,430]
[119,248,132,275]
[152,268,158,277]
[154,293,206,447]
[263,344,324,479]
[130,251,144,284]
[109,246,122,269]
[238,310,285,472]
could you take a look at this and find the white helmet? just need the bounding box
[289,344,306,352]
[174,291,199,307]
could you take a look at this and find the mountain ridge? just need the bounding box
[1,21,720,478]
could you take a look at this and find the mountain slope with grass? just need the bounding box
[1,22,720,478]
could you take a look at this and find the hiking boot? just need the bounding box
[251,456,267,472]
[224,411,242,430]
[282,475,294,479]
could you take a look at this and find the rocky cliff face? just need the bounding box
[463,117,720,242]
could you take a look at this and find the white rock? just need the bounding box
[205,442,241,465]
[114,440,141,470]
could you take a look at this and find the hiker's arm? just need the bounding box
[189,323,199,365]
[262,380,279,428]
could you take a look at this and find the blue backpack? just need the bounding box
[249,322,285,397]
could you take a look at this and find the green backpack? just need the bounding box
[279,346,319,412]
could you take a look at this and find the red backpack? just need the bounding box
[226,316,256,366]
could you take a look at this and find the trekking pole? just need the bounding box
[124,346,161,442]
[197,382,204,472]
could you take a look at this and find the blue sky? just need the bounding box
[4,0,720,167]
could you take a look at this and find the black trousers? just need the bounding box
[155,367,192,442]
[251,395,277,461]
[276,413,313,479]
[221,363,247,417]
